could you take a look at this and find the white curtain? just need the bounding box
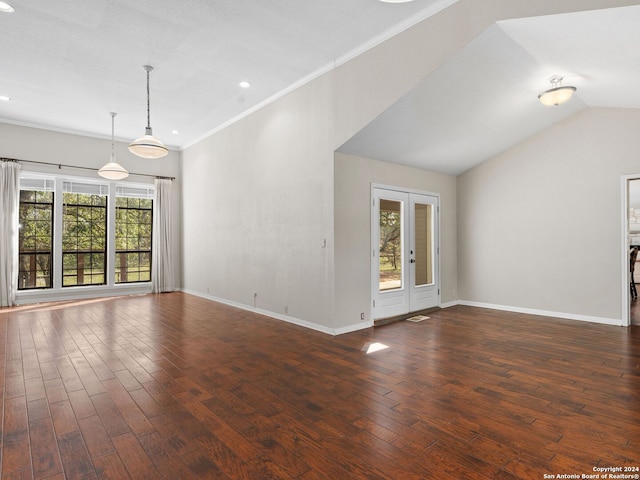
[0,160,21,307]
[152,178,174,293]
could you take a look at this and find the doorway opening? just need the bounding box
[625,176,640,326]
[371,185,440,320]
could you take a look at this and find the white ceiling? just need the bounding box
[1,1,639,175]
[339,4,640,175]
[0,0,454,149]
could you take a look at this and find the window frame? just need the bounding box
[15,172,155,301]
[18,188,55,290]
[61,190,108,287]
[115,188,154,284]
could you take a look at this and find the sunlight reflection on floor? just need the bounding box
[362,341,389,354]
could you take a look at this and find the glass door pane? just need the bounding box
[414,202,433,286]
[379,199,403,291]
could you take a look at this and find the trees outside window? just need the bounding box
[17,175,154,292]
[62,193,107,287]
[18,190,54,289]
[115,197,153,283]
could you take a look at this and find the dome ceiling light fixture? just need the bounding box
[99,112,129,180]
[128,65,168,159]
[538,75,577,107]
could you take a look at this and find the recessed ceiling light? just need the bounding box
[0,95,11,102]
[171,129,179,135]
[239,81,251,89]
[0,1,15,13]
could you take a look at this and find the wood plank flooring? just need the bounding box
[630,296,640,325]
[1,292,639,479]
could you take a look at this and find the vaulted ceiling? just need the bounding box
[339,4,640,174]
[2,1,639,175]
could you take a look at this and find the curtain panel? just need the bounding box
[0,160,21,306]
[152,178,174,293]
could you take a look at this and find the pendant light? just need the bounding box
[128,65,168,158]
[538,76,577,107]
[98,112,129,180]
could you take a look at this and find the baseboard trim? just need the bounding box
[179,292,624,332]
[334,320,373,335]
[458,300,624,327]
[181,289,368,336]
[16,284,153,305]
[439,300,459,309]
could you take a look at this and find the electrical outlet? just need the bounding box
[361,312,365,320]
[285,306,288,314]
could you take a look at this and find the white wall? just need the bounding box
[181,77,336,331]
[457,107,640,324]
[334,153,457,331]
[180,0,494,333]
[0,122,182,301]
[180,0,637,333]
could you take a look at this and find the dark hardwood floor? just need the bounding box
[1,292,639,479]
[631,296,640,326]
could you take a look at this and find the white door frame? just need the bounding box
[621,174,639,327]
[371,184,440,320]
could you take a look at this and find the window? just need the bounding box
[18,186,54,289]
[62,182,108,287]
[115,187,153,283]
[17,174,154,292]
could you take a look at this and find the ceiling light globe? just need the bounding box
[98,160,129,180]
[128,132,169,159]
[99,112,129,180]
[538,86,576,106]
[0,1,15,13]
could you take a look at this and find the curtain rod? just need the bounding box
[1,157,175,180]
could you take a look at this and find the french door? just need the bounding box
[372,187,439,319]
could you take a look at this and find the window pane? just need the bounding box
[36,191,52,203]
[127,253,139,267]
[18,189,54,290]
[36,236,51,250]
[62,192,106,287]
[20,190,35,202]
[414,203,433,287]
[127,209,140,223]
[21,236,35,251]
[115,197,153,284]
[139,237,151,250]
[379,199,402,292]
[63,253,76,269]
[127,236,139,250]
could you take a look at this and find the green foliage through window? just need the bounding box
[62,192,107,287]
[18,190,54,289]
[115,197,153,283]
[18,178,154,291]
